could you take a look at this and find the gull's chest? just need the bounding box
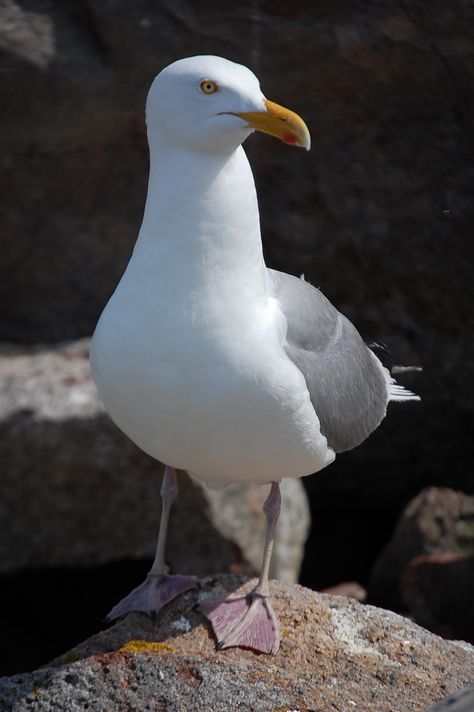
[92,275,279,418]
[90,275,330,484]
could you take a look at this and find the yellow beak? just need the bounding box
[233,98,311,151]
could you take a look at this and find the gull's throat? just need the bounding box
[133,143,269,310]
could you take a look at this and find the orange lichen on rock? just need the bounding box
[119,640,176,655]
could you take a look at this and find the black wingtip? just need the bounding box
[367,341,393,371]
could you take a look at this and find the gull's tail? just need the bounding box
[389,378,421,402]
[368,341,422,402]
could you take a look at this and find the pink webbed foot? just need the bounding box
[199,592,281,654]
[106,573,198,622]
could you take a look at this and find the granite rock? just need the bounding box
[370,488,474,604]
[322,580,367,602]
[370,488,474,643]
[1,575,473,712]
[401,552,474,643]
[0,339,309,581]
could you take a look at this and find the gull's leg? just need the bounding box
[199,482,282,654]
[107,466,197,621]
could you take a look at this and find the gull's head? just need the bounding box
[146,55,311,154]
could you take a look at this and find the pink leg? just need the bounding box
[107,466,197,621]
[199,482,282,654]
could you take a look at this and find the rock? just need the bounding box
[369,488,474,643]
[401,552,474,643]
[0,339,309,581]
[1,575,473,711]
[2,0,473,357]
[370,488,474,607]
[322,580,367,602]
[203,476,310,583]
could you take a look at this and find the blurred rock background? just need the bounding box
[1,0,473,676]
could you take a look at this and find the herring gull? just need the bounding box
[90,55,419,654]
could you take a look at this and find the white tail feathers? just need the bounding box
[389,378,420,402]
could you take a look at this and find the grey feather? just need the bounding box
[269,269,389,453]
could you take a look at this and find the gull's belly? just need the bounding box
[91,294,334,486]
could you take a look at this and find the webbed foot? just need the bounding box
[199,591,280,654]
[107,573,198,622]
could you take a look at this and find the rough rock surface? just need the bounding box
[2,1,473,354]
[0,339,309,580]
[370,488,474,641]
[402,552,474,644]
[322,580,367,602]
[1,575,473,712]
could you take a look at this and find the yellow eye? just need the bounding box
[200,79,218,95]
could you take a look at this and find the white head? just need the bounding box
[146,55,311,155]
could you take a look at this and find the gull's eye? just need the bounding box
[200,79,218,95]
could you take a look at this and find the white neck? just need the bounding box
[129,138,268,316]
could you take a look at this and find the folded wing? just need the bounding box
[270,269,391,453]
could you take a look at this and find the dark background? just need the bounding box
[1,0,473,676]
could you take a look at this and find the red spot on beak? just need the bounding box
[283,132,297,145]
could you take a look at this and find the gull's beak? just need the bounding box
[233,98,311,151]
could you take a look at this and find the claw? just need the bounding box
[106,573,198,622]
[199,592,280,654]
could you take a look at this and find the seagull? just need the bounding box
[90,55,419,655]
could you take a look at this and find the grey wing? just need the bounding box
[269,269,389,453]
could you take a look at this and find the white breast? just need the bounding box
[91,144,334,486]
[91,286,333,486]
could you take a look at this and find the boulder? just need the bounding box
[0,338,309,579]
[370,488,474,601]
[401,552,474,643]
[322,580,367,602]
[0,338,310,675]
[2,1,473,356]
[369,488,474,642]
[1,575,473,711]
